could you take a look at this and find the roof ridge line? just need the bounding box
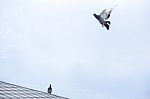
[0,81,69,99]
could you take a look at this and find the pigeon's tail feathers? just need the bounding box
[106,21,111,25]
[104,23,109,30]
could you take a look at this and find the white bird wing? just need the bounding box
[100,5,117,20]
[100,9,110,20]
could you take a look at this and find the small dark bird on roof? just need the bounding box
[93,5,117,30]
[48,84,52,94]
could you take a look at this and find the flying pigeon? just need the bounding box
[93,5,117,30]
[48,84,52,94]
[93,13,110,30]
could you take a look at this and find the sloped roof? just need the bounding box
[0,81,69,99]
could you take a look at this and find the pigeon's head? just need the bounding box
[93,13,96,17]
[93,13,99,19]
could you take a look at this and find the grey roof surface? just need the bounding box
[0,81,69,99]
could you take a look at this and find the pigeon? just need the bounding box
[93,5,117,30]
[48,84,52,94]
[93,13,110,30]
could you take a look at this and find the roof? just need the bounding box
[0,81,69,99]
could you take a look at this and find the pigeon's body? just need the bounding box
[93,13,110,30]
[93,14,105,25]
[48,84,52,94]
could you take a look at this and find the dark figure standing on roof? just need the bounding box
[48,84,52,94]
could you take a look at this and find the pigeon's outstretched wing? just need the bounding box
[100,5,117,20]
[100,9,110,20]
[104,23,109,30]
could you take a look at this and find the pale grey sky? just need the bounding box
[0,0,150,99]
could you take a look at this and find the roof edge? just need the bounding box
[0,81,69,99]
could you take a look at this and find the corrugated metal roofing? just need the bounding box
[0,81,69,99]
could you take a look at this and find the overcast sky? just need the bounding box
[0,0,150,99]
